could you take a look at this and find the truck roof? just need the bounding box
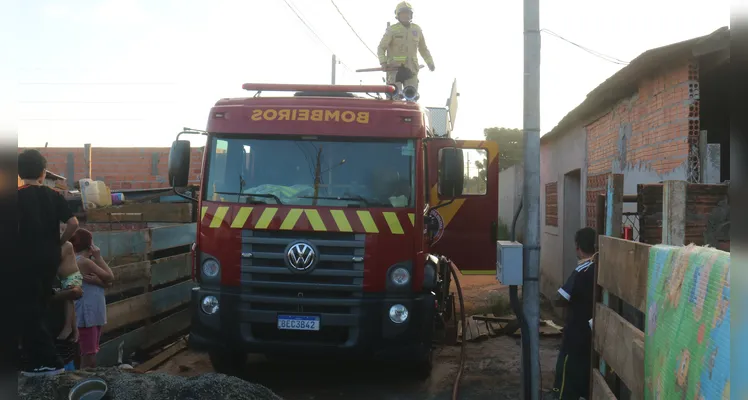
[206,85,428,139]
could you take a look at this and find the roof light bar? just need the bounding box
[241,83,397,94]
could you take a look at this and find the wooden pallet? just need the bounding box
[458,315,563,342]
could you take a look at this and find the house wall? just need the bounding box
[585,61,697,229]
[539,125,587,300]
[18,147,204,190]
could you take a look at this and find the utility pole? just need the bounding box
[331,54,337,84]
[522,0,541,397]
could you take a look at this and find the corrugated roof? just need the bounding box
[541,26,730,143]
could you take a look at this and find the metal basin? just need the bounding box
[68,377,108,400]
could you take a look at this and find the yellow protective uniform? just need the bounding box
[377,21,434,92]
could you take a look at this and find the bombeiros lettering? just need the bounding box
[251,109,369,124]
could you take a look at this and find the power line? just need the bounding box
[540,29,630,65]
[281,0,354,72]
[329,0,378,60]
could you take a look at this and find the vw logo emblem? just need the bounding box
[285,241,317,271]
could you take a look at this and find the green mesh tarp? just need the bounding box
[645,244,730,399]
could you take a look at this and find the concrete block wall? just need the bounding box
[585,61,696,228]
[18,147,204,190]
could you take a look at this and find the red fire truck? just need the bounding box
[167,82,499,378]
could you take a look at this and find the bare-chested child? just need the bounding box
[57,242,83,341]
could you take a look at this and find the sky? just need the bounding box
[3,0,731,148]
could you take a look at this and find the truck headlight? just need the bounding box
[202,259,220,278]
[201,295,219,315]
[389,304,409,324]
[390,267,411,286]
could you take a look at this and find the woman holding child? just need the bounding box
[69,228,113,368]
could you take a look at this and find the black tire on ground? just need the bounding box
[411,347,434,381]
[208,351,247,376]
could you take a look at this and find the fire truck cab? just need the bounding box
[167,82,499,379]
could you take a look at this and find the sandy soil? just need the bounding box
[156,275,562,400]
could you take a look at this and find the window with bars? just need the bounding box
[545,182,558,226]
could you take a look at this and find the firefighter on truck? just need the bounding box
[167,82,499,381]
[378,2,435,93]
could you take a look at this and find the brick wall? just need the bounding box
[585,61,698,226]
[545,182,558,226]
[18,147,204,190]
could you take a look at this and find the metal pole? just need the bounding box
[522,0,541,396]
[331,54,337,84]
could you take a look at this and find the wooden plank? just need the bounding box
[150,280,195,316]
[593,303,645,397]
[104,293,150,334]
[93,229,150,260]
[97,308,191,367]
[591,368,616,400]
[135,339,187,372]
[106,261,151,296]
[87,203,193,223]
[150,253,191,287]
[150,223,196,252]
[598,236,651,312]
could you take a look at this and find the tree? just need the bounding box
[483,127,524,171]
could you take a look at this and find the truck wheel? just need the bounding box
[208,351,246,376]
[412,348,434,381]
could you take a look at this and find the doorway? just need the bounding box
[563,169,582,279]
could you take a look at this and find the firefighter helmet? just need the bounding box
[394,2,413,16]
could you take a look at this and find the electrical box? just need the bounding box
[496,241,523,285]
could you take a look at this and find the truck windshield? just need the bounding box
[205,136,416,208]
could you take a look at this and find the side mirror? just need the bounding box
[168,140,191,187]
[438,147,464,197]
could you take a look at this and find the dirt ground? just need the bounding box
[156,275,562,400]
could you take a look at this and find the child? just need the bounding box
[16,149,79,376]
[56,242,83,342]
[70,228,113,368]
[548,227,597,400]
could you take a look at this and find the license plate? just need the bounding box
[277,315,320,331]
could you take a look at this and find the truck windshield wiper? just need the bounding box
[299,195,370,207]
[214,192,283,204]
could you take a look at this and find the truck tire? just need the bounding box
[412,348,434,381]
[208,351,246,376]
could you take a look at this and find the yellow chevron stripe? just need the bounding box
[256,208,278,229]
[281,209,303,230]
[201,206,208,221]
[408,213,415,226]
[330,210,353,232]
[209,206,229,228]
[231,207,253,228]
[357,211,378,233]
[460,270,495,275]
[304,209,327,231]
[429,184,466,227]
[383,212,404,234]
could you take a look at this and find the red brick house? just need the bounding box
[539,27,729,299]
[17,147,205,191]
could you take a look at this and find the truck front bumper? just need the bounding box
[188,286,435,360]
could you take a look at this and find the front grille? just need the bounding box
[240,230,364,344]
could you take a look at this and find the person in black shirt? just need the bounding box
[548,227,597,400]
[12,149,80,376]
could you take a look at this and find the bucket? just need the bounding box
[111,193,125,205]
[68,377,108,400]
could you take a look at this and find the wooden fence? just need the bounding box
[92,222,196,366]
[591,235,649,399]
